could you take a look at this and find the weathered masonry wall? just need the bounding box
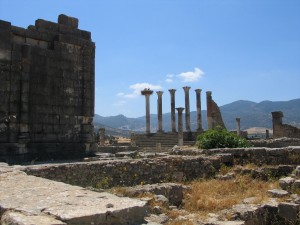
[0,15,95,163]
[272,111,300,139]
[23,146,300,188]
[23,155,219,188]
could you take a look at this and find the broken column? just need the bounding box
[206,91,213,129]
[236,118,241,136]
[169,89,176,132]
[183,86,191,132]
[272,111,283,138]
[99,128,106,146]
[141,88,153,134]
[195,89,203,132]
[176,107,185,146]
[156,91,164,133]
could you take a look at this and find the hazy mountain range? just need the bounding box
[94,98,300,135]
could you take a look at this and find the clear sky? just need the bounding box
[1,0,299,118]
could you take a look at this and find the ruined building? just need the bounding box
[0,15,95,163]
[272,111,300,138]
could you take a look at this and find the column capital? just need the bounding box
[168,89,176,94]
[236,117,241,122]
[141,88,153,96]
[176,107,185,113]
[156,91,164,96]
[182,86,191,92]
[206,91,212,96]
[195,88,202,93]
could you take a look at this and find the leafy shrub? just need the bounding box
[197,126,252,149]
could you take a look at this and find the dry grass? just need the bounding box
[184,175,278,216]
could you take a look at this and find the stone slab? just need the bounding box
[0,165,148,225]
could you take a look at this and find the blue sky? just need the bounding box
[1,0,299,118]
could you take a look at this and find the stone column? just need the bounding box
[183,86,191,131]
[156,91,164,133]
[99,128,106,146]
[236,118,241,136]
[271,111,283,138]
[206,91,213,129]
[169,89,176,132]
[176,107,185,146]
[195,89,203,132]
[141,88,153,134]
[266,129,270,139]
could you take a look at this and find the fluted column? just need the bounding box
[169,89,176,132]
[206,91,213,129]
[183,86,191,131]
[176,107,185,146]
[141,88,153,134]
[195,89,203,132]
[156,91,164,133]
[236,118,241,136]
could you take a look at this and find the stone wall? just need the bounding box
[23,155,219,188]
[23,146,300,188]
[272,111,300,138]
[0,15,95,163]
[206,91,226,129]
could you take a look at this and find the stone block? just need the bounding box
[35,19,59,32]
[278,202,300,222]
[58,14,78,28]
[279,177,295,190]
[268,189,289,198]
[0,20,11,30]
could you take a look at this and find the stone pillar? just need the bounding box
[130,132,136,147]
[169,89,176,132]
[236,118,241,136]
[99,128,106,146]
[183,86,191,131]
[176,107,185,146]
[156,91,164,133]
[272,111,283,138]
[266,129,270,139]
[206,91,213,129]
[195,89,203,132]
[141,88,153,134]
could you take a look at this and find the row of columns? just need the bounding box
[141,87,203,134]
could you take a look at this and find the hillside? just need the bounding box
[94,98,300,134]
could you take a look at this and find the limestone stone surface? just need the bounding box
[279,176,295,190]
[1,211,66,225]
[0,168,148,225]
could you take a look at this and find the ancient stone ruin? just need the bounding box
[0,15,95,163]
[272,111,300,138]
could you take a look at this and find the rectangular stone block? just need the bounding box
[58,14,78,28]
[0,30,12,49]
[0,20,11,30]
[35,19,59,32]
[11,25,26,36]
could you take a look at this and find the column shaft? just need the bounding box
[195,89,203,132]
[169,89,176,132]
[183,86,191,131]
[236,118,241,136]
[141,89,153,134]
[156,91,164,132]
[176,107,184,146]
[206,91,213,129]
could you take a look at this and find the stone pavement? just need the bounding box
[0,164,148,225]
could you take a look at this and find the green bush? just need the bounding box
[197,126,252,149]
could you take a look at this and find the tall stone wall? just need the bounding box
[206,91,226,129]
[272,111,300,139]
[0,15,95,163]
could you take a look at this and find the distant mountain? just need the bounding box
[94,98,300,135]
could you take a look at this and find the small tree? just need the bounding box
[197,126,252,149]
